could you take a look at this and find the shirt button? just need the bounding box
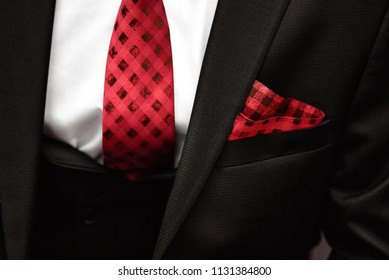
[82,207,98,225]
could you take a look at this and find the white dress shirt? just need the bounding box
[44,0,219,167]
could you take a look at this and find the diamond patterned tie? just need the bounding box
[103,0,175,179]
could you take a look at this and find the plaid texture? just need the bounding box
[102,0,174,179]
[228,80,325,141]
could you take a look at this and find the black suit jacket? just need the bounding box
[0,0,388,259]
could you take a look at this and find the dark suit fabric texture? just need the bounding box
[0,0,388,259]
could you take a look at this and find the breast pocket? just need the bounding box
[216,119,331,167]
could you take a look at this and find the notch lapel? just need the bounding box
[153,0,291,259]
[0,0,56,259]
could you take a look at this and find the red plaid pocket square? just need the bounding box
[228,80,325,141]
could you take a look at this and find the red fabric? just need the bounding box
[228,80,325,141]
[102,0,174,178]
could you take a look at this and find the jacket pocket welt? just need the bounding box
[216,120,331,167]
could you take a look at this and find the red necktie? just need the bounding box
[103,0,175,179]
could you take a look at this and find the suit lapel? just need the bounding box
[153,0,291,259]
[0,0,56,259]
